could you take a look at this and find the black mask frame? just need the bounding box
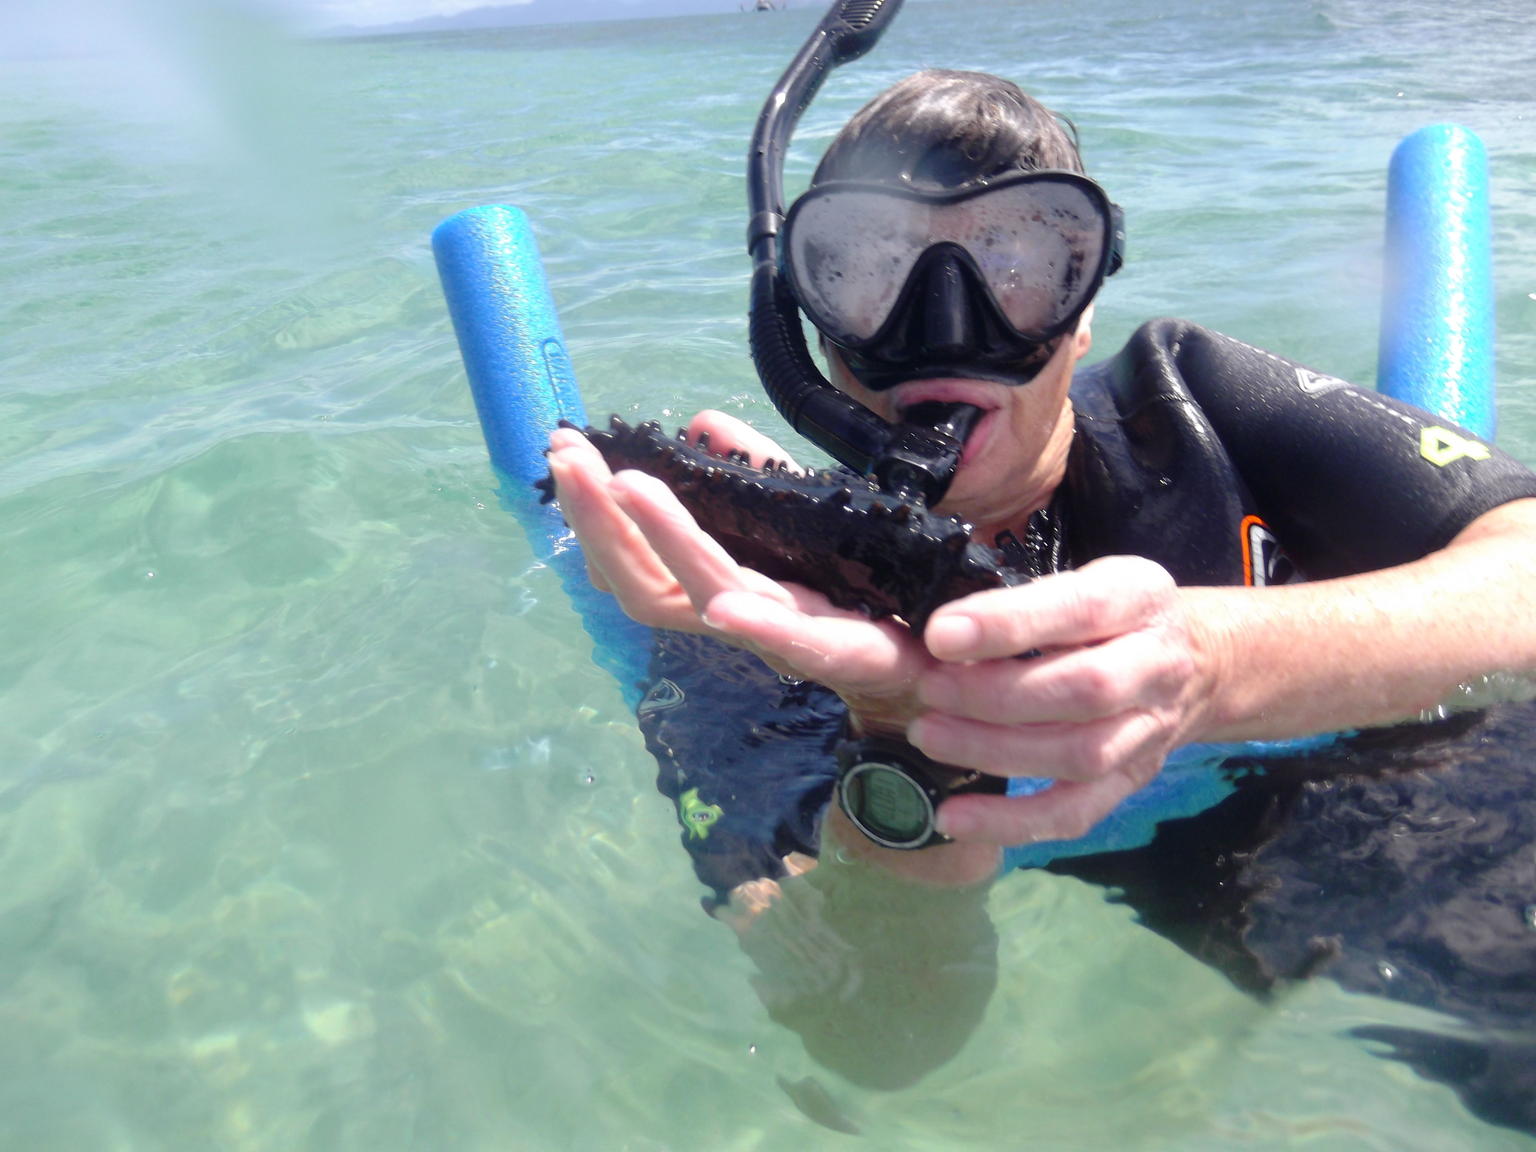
[783,173,1124,391]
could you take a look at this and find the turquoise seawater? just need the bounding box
[3,0,1535,1147]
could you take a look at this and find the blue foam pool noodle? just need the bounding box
[433,205,654,701]
[1378,124,1495,439]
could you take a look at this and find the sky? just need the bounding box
[294,0,684,31]
[316,0,526,28]
[10,0,733,47]
[7,0,744,134]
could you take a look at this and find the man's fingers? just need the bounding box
[908,708,1174,785]
[546,445,695,628]
[702,588,917,689]
[608,470,796,615]
[936,773,1142,846]
[584,558,612,594]
[925,555,1178,661]
[918,628,1194,724]
[685,409,801,472]
[547,446,659,587]
[548,426,593,454]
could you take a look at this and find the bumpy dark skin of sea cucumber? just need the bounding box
[539,416,1026,629]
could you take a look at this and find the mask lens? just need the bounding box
[785,190,925,343]
[962,179,1106,335]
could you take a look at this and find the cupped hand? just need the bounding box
[909,555,1216,846]
[546,414,792,632]
[547,410,934,731]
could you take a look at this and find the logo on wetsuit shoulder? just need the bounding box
[1294,368,1350,395]
[1419,426,1491,468]
[1241,515,1300,586]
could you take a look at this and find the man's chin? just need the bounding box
[935,455,997,522]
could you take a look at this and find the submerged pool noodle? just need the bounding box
[433,126,1493,854]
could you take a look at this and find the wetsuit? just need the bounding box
[1062,319,1536,585]
[639,318,1536,904]
[639,320,1536,1134]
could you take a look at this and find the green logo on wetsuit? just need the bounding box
[1420,426,1491,467]
[678,788,723,840]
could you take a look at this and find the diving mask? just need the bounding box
[783,171,1125,387]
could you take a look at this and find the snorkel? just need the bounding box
[746,0,981,505]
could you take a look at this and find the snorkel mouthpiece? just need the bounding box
[901,402,984,444]
[879,402,983,500]
[749,0,979,506]
[856,403,983,501]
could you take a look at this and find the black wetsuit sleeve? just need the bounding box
[1136,320,1536,578]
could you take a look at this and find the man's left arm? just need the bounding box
[913,498,1536,845]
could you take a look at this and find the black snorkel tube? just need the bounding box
[746,0,981,505]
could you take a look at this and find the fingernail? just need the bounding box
[702,591,765,630]
[935,805,973,840]
[700,600,734,631]
[926,615,978,656]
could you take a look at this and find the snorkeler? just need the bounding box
[548,65,1536,888]
[526,0,1536,1125]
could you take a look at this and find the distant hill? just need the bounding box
[324,0,775,37]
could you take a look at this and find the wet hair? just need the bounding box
[812,69,1084,188]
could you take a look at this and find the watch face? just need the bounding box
[841,761,935,848]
